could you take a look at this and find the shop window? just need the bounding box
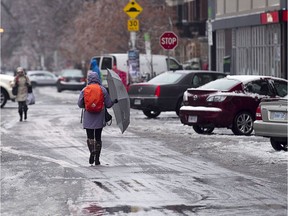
[253,0,266,9]
[225,0,237,13]
[238,0,252,11]
[268,0,279,7]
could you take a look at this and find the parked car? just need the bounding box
[26,70,58,87]
[179,75,288,135]
[0,74,16,108]
[254,96,287,151]
[56,69,86,92]
[128,70,226,118]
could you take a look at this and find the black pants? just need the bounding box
[86,128,102,142]
[18,101,28,113]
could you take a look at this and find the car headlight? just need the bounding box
[206,95,227,102]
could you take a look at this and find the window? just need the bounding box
[168,59,181,70]
[238,0,251,11]
[245,80,272,96]
[252,0,266,9]
[101,57,112,70]
[271,80,287,97]
[225,0,237,13]
[199,78,240,91]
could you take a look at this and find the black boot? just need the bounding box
[24,106,28,120]
[87,139,96,165]
[95,141,102,165]
[19,111,23,122]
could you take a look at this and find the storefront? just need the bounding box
[211,1,287,79]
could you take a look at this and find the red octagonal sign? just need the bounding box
[160,31,178,50]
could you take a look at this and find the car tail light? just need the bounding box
[80,77,86,82]
[59,77,66,82]
[155,86,160,97]
[207,95,227,102]
[255,106,262,120]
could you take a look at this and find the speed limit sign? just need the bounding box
[127,19,139,31]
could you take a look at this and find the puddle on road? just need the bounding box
[83,204,206,215]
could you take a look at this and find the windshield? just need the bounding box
[61,69,83,77]
[198,78,241,91]
[148,72,183,84]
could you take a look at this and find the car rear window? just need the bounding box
[61,70,82,77]
[148,72,183,84]
[198,78,241,90]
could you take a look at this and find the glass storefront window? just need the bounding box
[239,0,252,11]
[253,0,266,9]
[216,0,225,15]
[268,0,279,7]
[225,0,237,13]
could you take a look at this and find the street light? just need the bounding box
[0,28,4,33]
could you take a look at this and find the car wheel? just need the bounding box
[1,89,8,108]
[193,125,214,134]
[57,88,62,93]
[232,112,253,136]
[270,138,288,151]
[176,98,183,116]
[143,110,161,118]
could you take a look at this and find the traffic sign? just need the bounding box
[159,31,178,50]
[127,19,139,31]
[123,0,143,19]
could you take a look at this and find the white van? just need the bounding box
[91,53,183,88]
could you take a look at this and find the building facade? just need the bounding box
[166,0,209,68]
[209,0,287,79]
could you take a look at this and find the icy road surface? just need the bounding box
[1,87,287,216]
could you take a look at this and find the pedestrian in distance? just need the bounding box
[13,67,32,122]
[90,58,102,84]
[78,71,118,166]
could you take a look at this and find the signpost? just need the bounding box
[159,31,178,71]
[127,19,139,32]
[124,0,142,83]
[159,31,178,50]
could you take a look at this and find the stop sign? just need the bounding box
[159,31,178,50]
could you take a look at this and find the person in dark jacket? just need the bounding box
[78,72,117,165]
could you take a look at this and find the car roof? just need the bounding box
[27,70,53,74]
[226,75,287,83]
[169,70,225,75]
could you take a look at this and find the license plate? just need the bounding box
[134,99,141,105]
[271,111,286,120]
[188,115,197,123]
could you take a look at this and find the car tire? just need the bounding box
[270,138,287,151]
[175,98,183,116]
[192,125,214,134]
[143,110,161,118]
[57,88,62,93]
[1,89,8,108]
[232,112,253,136]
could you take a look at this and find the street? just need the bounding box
[1,86,287,216]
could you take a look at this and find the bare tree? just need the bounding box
[59,0,178,64]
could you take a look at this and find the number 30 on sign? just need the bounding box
[127,19,139,31]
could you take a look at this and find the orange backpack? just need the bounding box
[84,84,104,112]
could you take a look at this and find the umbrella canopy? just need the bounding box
[107,69,130,133]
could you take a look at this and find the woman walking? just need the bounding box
[78,71,117,165]
[13,67,31,121]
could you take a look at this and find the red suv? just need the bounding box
[179,75,288,135]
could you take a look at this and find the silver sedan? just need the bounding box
[254,95,288,151]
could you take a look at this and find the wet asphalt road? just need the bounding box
[1,87,287,216]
